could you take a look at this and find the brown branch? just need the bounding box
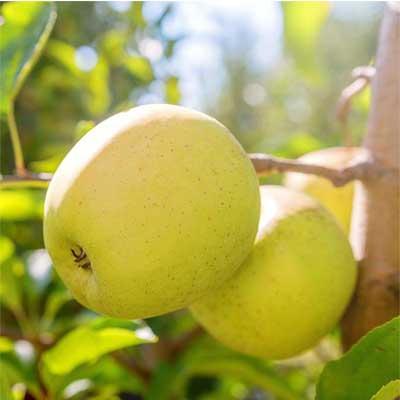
[249,152,396,187]
[111,351,152,385]
[167,325,204,361]
[0,172,52,188]
[341,3,400,350]
[2,149,397,191]
[336,66,376,146]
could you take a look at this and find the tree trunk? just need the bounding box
[341,2,400,350]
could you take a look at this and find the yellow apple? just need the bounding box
[284,147,364,233]
[190,186,357,360]
[44,104,260,319]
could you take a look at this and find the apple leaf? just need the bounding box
[0,2,56,115]
[316,317,400,400]
[146,337,303,400]
[45,39,110,116]
[0,190,45,221]
[370,380,400,400]
[282,2,329,80]
[42,318,157,375]
[165,76,181,105]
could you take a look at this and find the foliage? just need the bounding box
[0,2,396,400]
[316,317,400,400]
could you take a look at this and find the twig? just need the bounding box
[167,325,204,361]
[0,172,52,188]
[249,152,395,187]
[111,352,152,385]
[1,151,397,190]
[336,66,376,146]
[7,103,27,176]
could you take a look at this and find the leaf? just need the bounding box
[0,190,45,221]
[0,257,24,313]
[41,289,72,330]
[165,76,181,105]
[146,362,184,400]
[0,337,14,353]
[184,353,302,400]
[316,317,400,400]
[43,355,143,399]
[124,56,153,82]
[42,318,157,375]
[46,40,110,116]
[282,2,329,79]
[0,2,56,114]
[370,380,400,400]
[0,368,13,400]
[0,236,15,264]
[0,351,40,398]
[74,120,95,142]
[147,337,302,400]
[273,132,323,158]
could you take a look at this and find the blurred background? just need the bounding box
[0,2,382,400]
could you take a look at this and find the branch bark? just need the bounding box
[0,172,52,188]
[249,152,395,187]
[341,3,400,350]
[336,66,375,146]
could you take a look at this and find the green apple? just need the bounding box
[285,147,364,233]
[190,186,357,360]
[44,104,260,319]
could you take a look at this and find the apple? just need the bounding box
[190,186,357,360]
[284,147,364,233]
[44,104,260,319]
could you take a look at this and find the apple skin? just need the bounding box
[44,104,260,319]
[285,147,365,233]
[190,186,357,360]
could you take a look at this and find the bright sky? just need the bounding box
[96,2,381,110]
[141,1,283,109]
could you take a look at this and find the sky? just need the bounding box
[91,2,382,110]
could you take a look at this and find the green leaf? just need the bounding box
[74,120,95,142]
[273,132,323,158]
[0,368,13,400]
[0,351,40,398]
[371,380,400,400]
[46,40,110,116]
[0,236,15,264]
[0,2,56,114]
[0,257,24,313]
[42,318,157,375]
[0,190,45,221]
[124,56,153,82]
[148,337,303,400]
[282,2,329,80]
[165,76,181,105]
[0,337,14,353]
[41,289,72,330]
[316,317,400,400]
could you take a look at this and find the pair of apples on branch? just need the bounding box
[44,104,358,360]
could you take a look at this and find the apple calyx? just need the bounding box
[71,246,91,271]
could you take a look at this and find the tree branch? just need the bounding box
[336,66,375,146]
[341,3,400,350]
[249,152,396,187]
[7,102,27,176]
[0,172,52,188]
[167,325,204,361]
[111,352,152,385]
